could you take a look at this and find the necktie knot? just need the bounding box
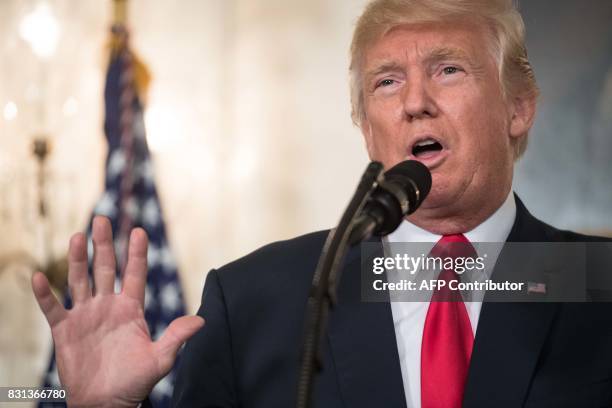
[430,233,476,260]
[430,234,476,299]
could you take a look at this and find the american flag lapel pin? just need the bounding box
[527,281,547,294]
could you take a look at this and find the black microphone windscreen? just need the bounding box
[385,160,432,205]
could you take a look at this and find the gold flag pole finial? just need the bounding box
[109,0,151,102]
[112,0,128,26]
[110,0,128,56]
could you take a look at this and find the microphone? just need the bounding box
[348,160,431,245]
[297,160,429,408]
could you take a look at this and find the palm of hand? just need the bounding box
[32,216,204,408]
[54,296,157,406]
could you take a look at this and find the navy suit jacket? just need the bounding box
[170,197,612,407]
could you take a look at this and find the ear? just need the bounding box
[509,93,537,139]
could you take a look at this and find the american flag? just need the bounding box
[39,24,186,408]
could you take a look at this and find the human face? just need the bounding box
[360,21,523,232]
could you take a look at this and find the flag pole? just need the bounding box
[112,0,128,26]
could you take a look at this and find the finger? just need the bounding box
[92,216,117,296]
[154,316,205,374]
[31,272,68,327]
[122,228,148,307]
[67,232,92,303]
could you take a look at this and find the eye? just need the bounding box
[377,79,395,88]
[442,66,459,75]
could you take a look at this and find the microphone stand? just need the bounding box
[296,161,384,408]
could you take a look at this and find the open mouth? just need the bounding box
[411,137,444,158]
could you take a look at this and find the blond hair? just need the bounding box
[349,0,539,159]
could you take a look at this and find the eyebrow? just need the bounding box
[365,61,404,79]
[364,46,478,82]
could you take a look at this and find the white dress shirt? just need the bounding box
[385,191,517,408]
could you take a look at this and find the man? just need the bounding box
[32,0,612,407]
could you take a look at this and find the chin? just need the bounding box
[418,188,454,212]
[418,174,457,209]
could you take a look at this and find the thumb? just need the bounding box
[155,315,205,374]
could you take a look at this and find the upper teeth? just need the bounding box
[415,139,437,147]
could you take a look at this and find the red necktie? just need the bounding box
[421,234,475,408]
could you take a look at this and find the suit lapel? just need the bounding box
[463,195,560,407]
[327,240,407,408]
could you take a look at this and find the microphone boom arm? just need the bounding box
[296,161,384,408]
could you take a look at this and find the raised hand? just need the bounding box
[32,216,204,407]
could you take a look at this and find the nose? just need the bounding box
[401,76,437,121]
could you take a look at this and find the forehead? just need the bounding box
[363,20,496,68]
